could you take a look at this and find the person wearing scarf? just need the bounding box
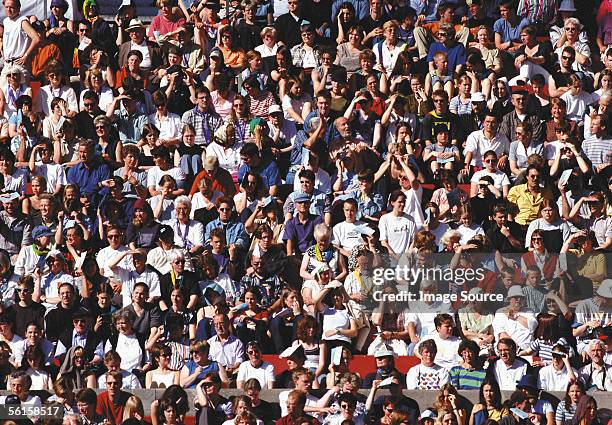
[14,225,53,277]
[58,345,96,390]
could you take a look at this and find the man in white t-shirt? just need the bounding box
[405,339,449,390]
[537,345,577,392]
[332,198,368,257]
[463,112,510,170]
[414,314,462,369]
[236,341,275,390]
[492,286,537,350]
[470,150,511,198]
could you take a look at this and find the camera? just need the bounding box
[167,65,186,83]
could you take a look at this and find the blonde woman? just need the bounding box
[79,67,114,112]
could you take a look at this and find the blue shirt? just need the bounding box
[114,109,148,144]
[493,16,530,43]
[427,41,466,70]
[67,160,111,198]
[282,214,324,255]
[237,159,282,191]
[346,190,385,219]
[331,0,370,21]
[410,0,444,23]
[204,218,249,249]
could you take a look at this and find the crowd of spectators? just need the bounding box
[0,0,609,424]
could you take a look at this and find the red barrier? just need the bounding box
[262,355,420,377]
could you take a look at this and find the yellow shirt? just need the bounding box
[507,184,552,226]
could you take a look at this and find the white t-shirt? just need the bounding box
[401,186,424,227]
[405,363,449,390]
[97,245,133,282]
[471,169,510,191]
[236,360,275,388]
[123,268,162,307]
[148,111,182,141]
[457,223,485,245]
[34,162,67,192]
[537,364,577,391]
[36,85,79,116]
[492,308,538,349]
[332,220,366,250]
[322,307,352,343]
[146,166,187,190]
[560,90,596,122]
[414,333,462,369]
[164,219,205,250]
[405,301,453,337]
[105,333,143,372]
[379,212,416,254]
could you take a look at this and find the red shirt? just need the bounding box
[96,391,131,425]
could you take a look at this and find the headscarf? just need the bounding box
[58,346,88,390]
[82,0,98,22]
[49,0,68,28]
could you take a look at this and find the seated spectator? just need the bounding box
[485,338,530,391]
[57,346,96,389]
[414,314,462,370]
[448,339,486,390]
[97,370,132,425]
[537,344,577,391]
[469,377,508,425]
[406,339,449,390]
[36,60,78,117]
[0,370,42,407]
[236,340,275,390]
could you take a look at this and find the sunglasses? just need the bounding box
[484,159,497,163]
[95,125,106,130]
[8,73,19,78]
[17,288,31,293]
[107,234,122,239]
[438,32,448,36]
[562,56,574,60]
[531,237,543,241]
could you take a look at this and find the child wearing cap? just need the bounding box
[423,124,460,176]
[14,225,55,277]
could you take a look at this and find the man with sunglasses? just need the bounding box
[54,307,104,369]
[236,340,275,390]
[75,91,104,140]
[568,191,612,251]
[507,164,554,228]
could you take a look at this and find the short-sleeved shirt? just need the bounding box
[426,41,466,71]
[493,17,530,43]
[283,214,324,254]
[236,360,275,388]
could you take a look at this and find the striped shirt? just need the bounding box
[555,401,577,425]
[523,285,546,313]
[448,366,487,390]
[517,0,556,24]
[528,337,569,364]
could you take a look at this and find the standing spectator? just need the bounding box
[1,0,40,83]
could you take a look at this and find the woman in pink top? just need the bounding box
[148,0,186,42]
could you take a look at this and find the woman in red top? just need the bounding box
[148,0,186,42]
